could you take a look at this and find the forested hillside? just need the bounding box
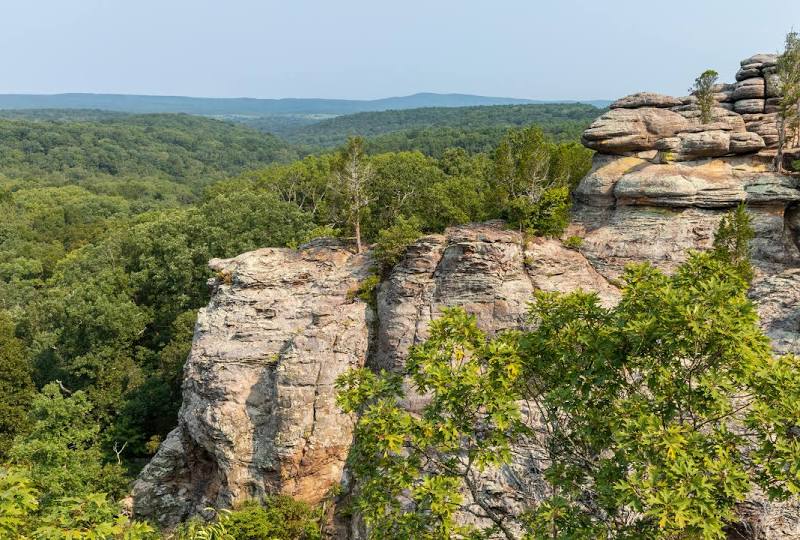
[0,114,298,192]
[237,102,602,152]
[0,92,547,115]
[0,107,595,535]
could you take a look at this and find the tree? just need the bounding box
[690,69,719,124]
[338,209,800,539]
[0,313,34,458]
[335,137,374,253]
[491,126,589,235]
[8,384,127,508]
[775,31,800,171]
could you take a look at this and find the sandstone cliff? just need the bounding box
[134,54,800,538]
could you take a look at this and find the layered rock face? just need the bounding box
[134,226,621,530]
[582,53,782,161]
[135,53,800,538]
[132,243,374,527]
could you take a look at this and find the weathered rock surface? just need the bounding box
[581,107,689,153]
[733,78,767,101]
[133,243,374,527]
[610,92,683,109]
[134,51,800,539]
[374,223,620,375]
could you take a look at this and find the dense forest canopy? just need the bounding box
[0,114,299,188]
[235,103,603,152]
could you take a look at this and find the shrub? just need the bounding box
[348,274,381,308]
[224,497,322,540]
[507,186,571,236]
[563,235,583,250]
[690,69,719,124]
[372,216,423,272]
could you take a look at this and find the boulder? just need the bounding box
[676,106,746,133]
[729,131,766,153]
[610,92,683,109]
[658,130,731,160]
[740,53,778,67]
[744,113,780,146]
[765,71,782,98]
[732,77,766,101]
[735,99,766,114]
[582,107,690,154]
[573,155,648,207]
[736,63,763,81]
[611,159,744,207]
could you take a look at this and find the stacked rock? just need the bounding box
[582,54,784,162]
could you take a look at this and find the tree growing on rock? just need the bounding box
[337,208,800,539]
[690,69,719,124]
[334,136,374,253]
[775,31,800,171]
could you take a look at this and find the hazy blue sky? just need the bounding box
[2,0,799,100]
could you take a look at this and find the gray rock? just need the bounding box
[737,64,764,81]
[732,78,766,101]
[765,71,782,98]
[610,92,683,109]
[735,99,766,114]
[740,53,778,67]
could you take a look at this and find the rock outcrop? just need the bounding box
[132,242,374,527]
[583,54,782,162]
[134,53,800,538]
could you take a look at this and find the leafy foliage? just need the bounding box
[338,210,800,539]
[691,69,719,124]
[0,114,297,184]
[776,31,800,169]
[260,103,603,151]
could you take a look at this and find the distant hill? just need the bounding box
[0,92,611,116]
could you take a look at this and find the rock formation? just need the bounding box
[132,242,374,526]
[134,53,800,538]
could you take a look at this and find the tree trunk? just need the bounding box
[775,115,787,172]
[355,218,362,253]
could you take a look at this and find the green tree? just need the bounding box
[0,313,34,457]
[775,31,800,170]
[372,216,424,272]
[223,497,322,540]
[334,137,374,253]
[690,69,719,124]
[0,467,37,538]
[8,384,127,508]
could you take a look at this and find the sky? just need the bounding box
[1,0,799,101]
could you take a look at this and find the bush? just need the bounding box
[224,497,322,540]
[507,186,571,236]
[348,274,381,308]
[372,216,423,272]
[563,235,583,250]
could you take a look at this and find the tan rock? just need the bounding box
[610,92,683,109]
[582,107,690,154]
[132,242,374,527]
